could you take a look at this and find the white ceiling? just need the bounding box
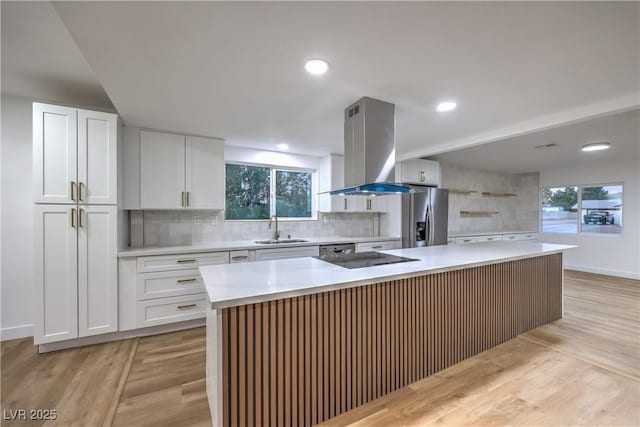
[4,2,639,158]
[430,109,640,173]
[0,1,113,109]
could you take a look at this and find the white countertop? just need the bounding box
[201,241,575,309]
[117,236,401,257]
[449,230,537,238]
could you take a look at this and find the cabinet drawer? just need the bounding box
[136,269,204,301]
[356,240,399,252]
[503,233,538,241]
[136,293,207,328]
[137,252,229,273]
[478,235,502,242]
[454,236,485,244]
[254,246,319,261]
[230,250,250,264]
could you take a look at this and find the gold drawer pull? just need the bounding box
[232,255,248,260]
[176,259,196,264]
[177,303,197,310]
[177,278,197,283]
[371,245,382,249]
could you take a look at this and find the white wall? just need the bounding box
[539,160,640,279]
[1,95,35,339]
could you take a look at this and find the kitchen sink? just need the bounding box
[254,239,309,244]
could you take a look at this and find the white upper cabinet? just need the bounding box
[140,130,186,209]
[33,103,78,204]
[131,130,225,210]
[34,205,79,344]
[33,103,119,205]
[185,135,224,209]
[77,205,118,337]
[77,110,118,204]
[396,159,440,186]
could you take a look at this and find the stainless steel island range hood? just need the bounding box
[329,96,421,196]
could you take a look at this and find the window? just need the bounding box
[225,163,314,220]
[542,186,578,233]
[275,170,312,218]
[580,184,623,234]
[541,184,623,235]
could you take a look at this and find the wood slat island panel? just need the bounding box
[214,253,563,426]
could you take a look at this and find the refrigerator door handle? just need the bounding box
[425,203,431,246]
[429,202,435,244]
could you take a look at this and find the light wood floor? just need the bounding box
[2,270,638,426]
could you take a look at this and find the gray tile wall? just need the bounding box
[128,211,378,247]
[440,163,539,234]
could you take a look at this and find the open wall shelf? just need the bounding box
[460,210,500,217]
[481,192,517,197]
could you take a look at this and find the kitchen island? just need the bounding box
[201,241,574,427]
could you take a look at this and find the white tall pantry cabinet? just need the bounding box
[33,103,122,345]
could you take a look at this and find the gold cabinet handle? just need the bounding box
[71,181,77,202]
[419,171,426,182]
[78,182,85,202]
[186,192,190,207]
[176,278,197,284]
[344,198,348,210]
[367,199,372,210]
[232,255,248,260]
[71,208,76,228]
[79,208,85,228]
[177,303,197,310]
[181,192,185,207]
[176,259,196,264]
[371,245,383,249]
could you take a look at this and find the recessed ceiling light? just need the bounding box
[276,143,289,150]
[304,58,330,75]
[436,101,457,112]
[581,142,610,152]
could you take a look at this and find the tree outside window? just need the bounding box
[225,163,314,220]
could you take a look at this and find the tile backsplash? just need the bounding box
[440,163,539,235]
[129,211,379,247]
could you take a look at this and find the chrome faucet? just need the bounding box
[269,215,280,240]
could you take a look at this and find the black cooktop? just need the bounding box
[315,251,419,269]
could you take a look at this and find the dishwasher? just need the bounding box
[318,243,356,259]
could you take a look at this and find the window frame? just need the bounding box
[539,182,624,237]
[224,161,318,222]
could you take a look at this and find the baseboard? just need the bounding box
[37,319,205,353]
[565,264,640,280]
[1,324,34,341]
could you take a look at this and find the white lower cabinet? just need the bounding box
[136,252,230,273]
[355,240,400,252]
[78,206,118,337]
[137,269,205,300]
[230,250,251,263]
[136,293,209,328]
[452,232,538,244]
[34,205,79,344]
[34,205,117,344]
[131,250,229,328]
[254,246,319,261]
[503,233,538,241]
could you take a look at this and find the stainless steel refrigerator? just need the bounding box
[401,186,449,248]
